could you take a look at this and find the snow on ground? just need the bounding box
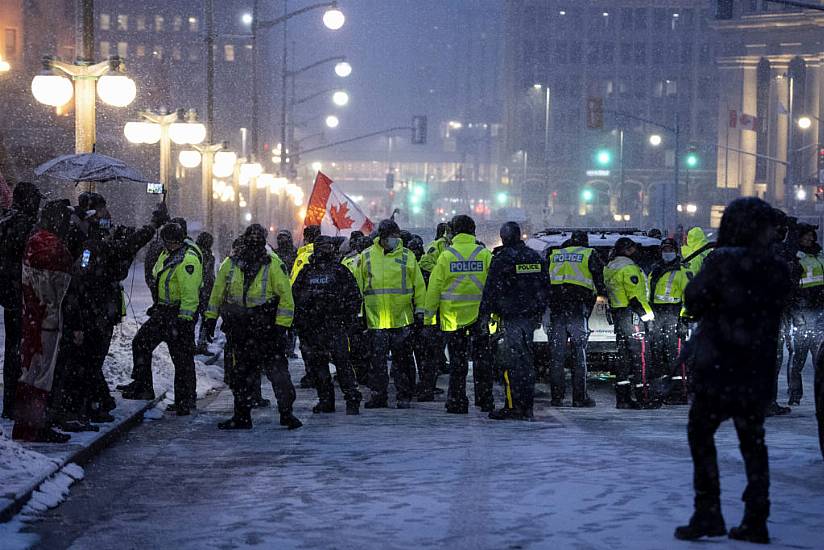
[19,359,824,550]
[0,263,225,526]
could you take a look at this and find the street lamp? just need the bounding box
[798,116,812,130]
[335,61,352,78]
[322,7,346,30]
[649,134,662,146]
[0,57,10,73]
[332,90,349,106]
[325,115,340,129]
[32,55,136,158]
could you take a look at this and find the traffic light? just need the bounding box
[816,185,824,202]
[595,148,612,167]
[586,97,604,129]
[385,172,395,189]
[817,147,824,184]
[409,183,426,205]
[581,188,594,202]
[686,146,699,168]
[496,191,508,205]
[411,115,428,145]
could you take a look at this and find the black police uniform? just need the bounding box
[293,250,363,412]
[479,241,549,417]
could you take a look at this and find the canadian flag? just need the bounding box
[304,171,374,236]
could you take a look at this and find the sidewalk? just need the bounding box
[0,312,226,523]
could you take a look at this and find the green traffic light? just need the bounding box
[496,191,508,205]
[596,149,612,167]
[686,153,698,168]
[581,188,594,202]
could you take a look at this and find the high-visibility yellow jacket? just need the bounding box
[356,238,426,329]
[548,246,595,292]
[152,246,203,320]
[342,252,361,274]
[424,233,492,331]
[419,236,448,273]
[799,251,824,289]
[290,243,314,284]
[649,266,690,305]
[206,252,294,328]
[604,256,652,315]
[682,227,710,276]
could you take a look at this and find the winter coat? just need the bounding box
[199,248,216,311]
[0,207,37,309]
[684,247,792,407]
[62,224,156,332]
[681,227,711,275]
[292,254,362,335]
[478,241,548,321]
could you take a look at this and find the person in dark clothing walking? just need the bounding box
[675,197,793,544]
[275,229,297,273]
[546,230,606,407]
[293,236,362,415]
[479,222,549,420]
[0,182,43,419]
[52,193,166,430]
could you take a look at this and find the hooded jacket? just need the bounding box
[681,227,711,275]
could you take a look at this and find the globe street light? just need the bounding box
[335,61,352,78]
[332,90,349,106]
[0,57,10,73]
[649,134,662,146]
[242,12,253,25]
[32,55,136,160]
[325,115,340,129]
[323,7,346,30]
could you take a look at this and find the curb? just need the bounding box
[0,392,165,523]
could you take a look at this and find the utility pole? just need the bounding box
[279,1,290,174]
[250,0,260,160]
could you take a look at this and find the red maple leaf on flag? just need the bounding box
[329,201,355,230]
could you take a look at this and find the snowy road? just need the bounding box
[20,363,824,550]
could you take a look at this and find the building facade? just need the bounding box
[714,0,824,221]
[503,0,719,230]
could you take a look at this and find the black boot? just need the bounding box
[615,384,641,409]
[312,402,335,413]
[346,401,360,415]
[488,407,529,421]
[279,412,303,429]
[728,504,770,544]
[674,504,726,540]
[573,397,597,408]
[218,416,252,429]
[364,396,388,409]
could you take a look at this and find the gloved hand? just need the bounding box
[677,318,689,341]
[640,312,655,323]
[414,312,424,327]
[150,202,170,229]
[477,314,491,336]
[203,317,217,342]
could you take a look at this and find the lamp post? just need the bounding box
[32,54,136,165]
[124,109,205,208]
[248,1,345,161]
[179,142,225,230]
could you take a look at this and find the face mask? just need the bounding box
[385,237,400,250]
[662,252,677,263]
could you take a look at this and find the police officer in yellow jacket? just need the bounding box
[604,237,654,409]
[547,230,606,408]
[356,219,426,409]
[419,222,450,278]
[424,215,492,413]
[290,224,320,388]
[647,238,690,405]
[203,224,301,429]
[124,223,201,415]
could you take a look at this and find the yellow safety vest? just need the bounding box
[290,243,314,284]
[799,252,824,289]
[604,256,652,315]
[356,238,426,329]
[424,233,492,331]
[206,253,294,328]
[419,236,447,273]
[152,246,203,320]
[342,252,360,274]
[548,246,595,291]
[649,267,689,305]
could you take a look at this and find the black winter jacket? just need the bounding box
[0,208,37,309]
[479,241,548,321]
[292,255,362,334]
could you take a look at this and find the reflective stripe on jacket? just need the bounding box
[152,246,202,320]
[290,243,314,284]
[799,252,824,288]
[604,256,652,315]
[424,233,492,331]
[649,266,689,305]
[548,246,595,291]
[356,238,426,329]
[206,252,294,327]
[419,237,447,273]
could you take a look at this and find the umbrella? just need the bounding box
[35,152,152,184]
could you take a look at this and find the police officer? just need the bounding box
[291,224,320,283]
[604,237,655,409]
[419,222,450,277]
[546,230,606,407]
[479,222,548,420]
[292,236,362,415]
[203,224,302,429]
[647,238,690,406]
[425,215,493,414]
[123,223,201,415]
[355,219,426,409]
[789,224,824,405]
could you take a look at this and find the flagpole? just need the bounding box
[725,106,730,203]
